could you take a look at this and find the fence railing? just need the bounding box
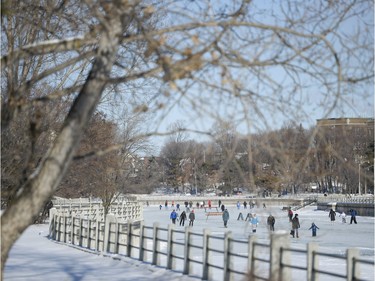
[317,195,374,204]
[48,209,374,281]
[51,200,143,221]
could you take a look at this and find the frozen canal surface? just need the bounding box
[4,202,374,281]
[143,203,374,281]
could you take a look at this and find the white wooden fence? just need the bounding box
[51,198,142,221]
[48,209,374,281]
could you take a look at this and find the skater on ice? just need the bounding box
[328,208,336,224]
[308,222,319,237]
[267,214,275,231]
[170,209,178,224]
[222,209,230,228]
[250,213,259,233]
[189,209,195,226]
[340,211,347,223]
[179,211,187,226]
[291,214,300,238]
[349,209,357,224]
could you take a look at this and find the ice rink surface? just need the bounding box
[143,202,374,280]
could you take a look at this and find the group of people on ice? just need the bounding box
[170,209,196,226]
[328,208,357,224]
[167,200,359,238]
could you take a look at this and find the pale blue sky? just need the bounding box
[145,0,374,152]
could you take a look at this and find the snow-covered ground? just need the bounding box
[4,203,374,280]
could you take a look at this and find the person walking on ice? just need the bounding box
[328,208,336,224]
[189,209,195,226]
[267,214,275,231]
[308,222,319,237]
[222,209,230,228]
[170,209,177,224]
[179,211,187,226]
[291,214,300,238]
[349,209,357,224]
[250,213,259,233]
[236,201,241,210]
[340,211,346,223]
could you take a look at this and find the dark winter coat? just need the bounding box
[180,211,187,220]
[329,209,336,221]
[292,216,300,229]
[189,212,195,221]
[222,210,229,221]
[267,215,275,225]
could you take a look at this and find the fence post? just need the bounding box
[126,220,132,257]
[167,224,174,270]
[79,217,83,247]
[57,215,62,242]
[69,214,74,244]
[223,231,232,281]
[65,215,69,243]
[202,229,211,280]
[307,242,318,281]
[139,221,145,261]
[270,231,290,281]
[347,248,360,281]
[247,234,257,279]
[113,220,119,254]
[48,208,57,239]
[87,219,92,249]
[95,220,100,251]
[152,222,159,266]
[183,226,191,275]
[104,214,116,253]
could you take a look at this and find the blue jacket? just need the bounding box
[309,223,319,231]
[250,217,259,225]
[170,211,177,219]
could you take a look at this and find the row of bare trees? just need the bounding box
[158,120,374,196]
[1,0,373,276]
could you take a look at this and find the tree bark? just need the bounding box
[0,8,124,277]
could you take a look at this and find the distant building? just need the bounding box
[315,117,374,194]
[316,117,374,128]
[316,117,374,151]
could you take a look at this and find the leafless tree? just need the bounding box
[1,0,373,275]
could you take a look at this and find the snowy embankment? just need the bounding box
[4,204,374,280]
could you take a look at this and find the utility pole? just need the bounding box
[358,162,361,195]
[194,158,197,196]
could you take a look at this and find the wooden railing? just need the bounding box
[50,199,142,221]
[317,195,374,204]
[48,209,374,281]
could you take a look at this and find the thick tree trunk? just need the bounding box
[1,9,124,277]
